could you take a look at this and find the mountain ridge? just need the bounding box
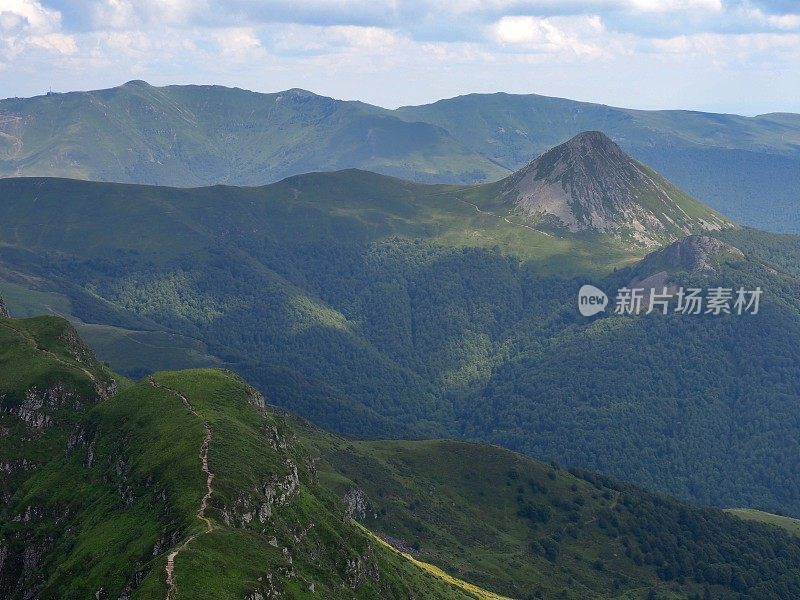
[6,313,800,598]
[0,315,483,599]
[3,81,800,232]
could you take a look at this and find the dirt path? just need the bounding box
[148,376,216,600]
[453,197,553,237]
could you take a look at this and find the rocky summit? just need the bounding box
[497,131,732,247]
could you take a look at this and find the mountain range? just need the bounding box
[1,132,799,520]
[4,313,800,599]
[4,82,800,598]
[1,81,799,233]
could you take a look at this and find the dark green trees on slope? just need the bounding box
[5,313,800,599]
[0,168,799,517]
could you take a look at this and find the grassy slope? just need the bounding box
[297,424,800,600]
[5,83,798,187]
[0,321,477,599]
[300,432,652,599]
[726,509,800,538]
[395,93,800,171]
[6,316,800,599]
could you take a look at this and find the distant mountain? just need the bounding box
[488,131,730,246]
[2,168,800,518]
[2,82,799,232]
[397,93,800,233]
[0,81,505,186]
[5,313,800,599]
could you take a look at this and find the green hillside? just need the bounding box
[0,82,505,187]
[5,315,800,598]
[466,131,731,247]
[299,425,800,599]
[0,315,484,599]
[3,82,800,231]
[727,509,800,538]
[0,172,800,518]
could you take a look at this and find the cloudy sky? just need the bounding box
[0,0,798,114]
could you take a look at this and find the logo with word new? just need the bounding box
[578,284,763,317]
[578,285,609,317]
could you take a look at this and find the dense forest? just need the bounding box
[2,175,800,517]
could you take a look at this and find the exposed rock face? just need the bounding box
[346,544,381,589]
[94,378,118,402]
[499,131,730,246]
[640,235,745,277]
[3,384,82,429]
[223,458,301,528]
[260,459,300,515]
[59,326,95,365]
[0,294,8,318]
[0,458,34,476]
[118,570,145,600]
[343,488,368,520]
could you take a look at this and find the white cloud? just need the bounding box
[213,27,263,58]
[493,15,615,58]
[0,0,76,57]
[0,0,61,33]
[741,6,800,31]
[26,31,76,53]
[327,25,401,48]
[89,0,202,30]
[651,31,800,63]
[269,23,406,57]
[624,0,722,13]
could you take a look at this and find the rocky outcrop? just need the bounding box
[266,425,289,453]
[246,573,284,599]
[263,459,300,508]
[118,566,146,600]
[0,458,35,476]
[247,388,266,409]
[0,294,8,318]
[94,377,118,402]
[346,544,381,589]
[638,235,745,277]
[59,325,95,365]
[223,458,301,528]
[4,384,82,429]
[0,535,52,595]
[152,531,181,557]
[343,488,368,520]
